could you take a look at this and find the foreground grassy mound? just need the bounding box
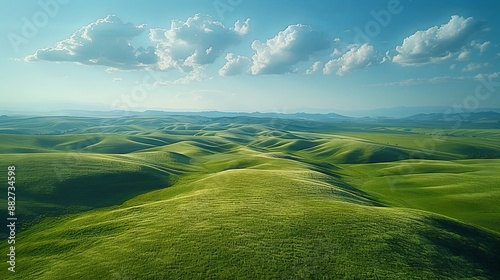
[3,166,500,279]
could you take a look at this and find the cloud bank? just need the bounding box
[24,12,496,87]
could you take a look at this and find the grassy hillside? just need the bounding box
[343,159,500,232]
[0,152,187,231]
[0,116,499,279]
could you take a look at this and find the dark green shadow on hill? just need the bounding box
[415,216,500,278]
[49,172,173,208]
[127,136,173,147]
[5,172,176,232]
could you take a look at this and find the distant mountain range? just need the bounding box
[140,110,350,120]
[405,111,500,122]
[0,109,350,120]
[1,109,500,122]
[336,106,500,118]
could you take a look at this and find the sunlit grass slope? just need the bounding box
[343,159,500,232]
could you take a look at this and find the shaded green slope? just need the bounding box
[0,152,189,231]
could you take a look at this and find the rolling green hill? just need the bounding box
[0,116,499,279]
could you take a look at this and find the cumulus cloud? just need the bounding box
[305,61,322,75]
[323,44,377,76]
[150,14,250,71]
[250,24,330,75]
[219,53,251,76]
[233,19,251,36]
[25,15,155,69]
[393,15,484,66]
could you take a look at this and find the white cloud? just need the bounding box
[479,42,491,53]
[393,15,483,66]
[233,18,251,36]
[429,76,470,83]
[25,15,155,69]
[450,64,457,70]
[219,53,251,76]
[463,62,490,72]
[380,51,391,64]
[155,67,207,86]
[471,41,491,53]
[113,78,122,82]
[475,72,499,80]
[150,14,249,71]
[323,44,377,76]
[305,61,322,75]
[457,50,470,61]
[373,75,472,86]
[331,48,343,57]
[250,24,330,75]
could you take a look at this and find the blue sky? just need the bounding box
[1,0,499,113]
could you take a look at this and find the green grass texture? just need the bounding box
[0,116,499,279]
